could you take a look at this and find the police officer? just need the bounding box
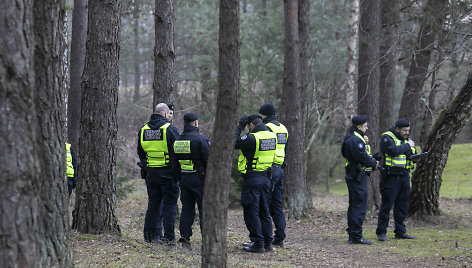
[173,112,210,248]
[376,118,416,242]
[236,114,276,253]
[258,103,288,247]
[137,103,180,246]
[65,142,78,197]
[341,115,378,245]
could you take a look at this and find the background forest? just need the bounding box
[114,0,472,201]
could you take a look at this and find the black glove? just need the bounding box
[373,152,383,161]
[238,114,248,130]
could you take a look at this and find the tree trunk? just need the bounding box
[279,0,307,220]
[398,0,446,137]
[379,0,398,133]
[133,1,141,103]
[72,0,121,235]
[358,0,381,210]
[298,0,312,210]
[409,72,472,219]
[0,0,72,266]
[201,0,240,266]
[344,0,359,130]
[153,0,175,107]
[67,0,88,152]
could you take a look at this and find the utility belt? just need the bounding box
[345,163,367,182]
[181,170,197,174]
[381,165,410,176]
[243,168,271,179]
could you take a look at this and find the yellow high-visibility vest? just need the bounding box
[266,122,288,165]
[344,131,372,171]
[174,140,194,171]
[65,143,74,177]
[382,131,416,169]
[238,131,277,174]
[140,123,171,167]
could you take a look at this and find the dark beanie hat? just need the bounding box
[183,112,198,122]
[352,115,368,126]
[166,103,175,111]
[258,103,276,117]
[395,118,410,128]
[247,114,262,124]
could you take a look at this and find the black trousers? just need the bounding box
[345,174,368,240]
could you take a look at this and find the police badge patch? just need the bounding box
[358,143,364,149]
[240,135,248,140]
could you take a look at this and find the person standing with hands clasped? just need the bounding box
[341,115,379,245]
[235,114,277,253]
[173,112,210,249]
[376,118,416,242]
[137,103,180,246]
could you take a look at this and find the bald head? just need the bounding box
[154,103,170,116]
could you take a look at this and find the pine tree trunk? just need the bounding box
[0,1,72,266]
[280,0,307,220]
[398,0,446,137]
[409,73,472,219]
[299,0,312,210]
[68,0,88,152]
[73,0,121,235]
[153,0,175,107]
[358,0,381,210]
[201,0,240,266]
[344,0,359,130]
[133,1,141,103]
[379,0,398,133]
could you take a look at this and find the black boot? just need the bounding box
[242,241,254,247]
[243,241,265,253]
[265,242,274,252]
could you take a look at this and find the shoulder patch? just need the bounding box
[358,143,364,149]
[383,137,389,143]
[240,135,248,140]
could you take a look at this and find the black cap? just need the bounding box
[183,112,198,122]
[395,118,410,128]
[258,103,276,117]
[247,114,262,124]
[166,103,175,111]
[352,115,368,126]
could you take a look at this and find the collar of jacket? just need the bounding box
[183,124,199,133]
[251,124,270,133]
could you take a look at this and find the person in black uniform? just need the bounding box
[137,103,180,246]
[376,118,416,242]
[341,115,378,245]
[236,114,276,253]
[173,112,210,248]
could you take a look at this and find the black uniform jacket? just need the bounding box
[380,126,413,175]
[172,124,210,178]
[137,114,180,180]
[262,115,288,166]
[341,126,377,180]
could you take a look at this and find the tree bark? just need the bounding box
[298,0,312,210]
[344,0,359,130]
[133,0,141,103]
[73,0,121,235]
[201,0,240,266]
[67,0,88,152]
[0,0,72,266]
[409,72,472,219]
[398,0,446,137]
[153,0,175,107]
[358,0,381,210]
[379,0,398,133]
[279,0,307,220]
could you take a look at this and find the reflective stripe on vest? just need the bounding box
[382,131,416,169]
[65,143,74,177]
[173,140,194,171]
[266,122,288,165]
[344,131,372,171]
[140,123,171,167]
[238,131,277,174]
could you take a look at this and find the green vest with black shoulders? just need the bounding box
[140,123,171,167]
[265,122,288,165]
[344,131,373,172]
[65,143,74,177]
[382,131,416,169]
[238,131,277,174]
[173,140,194,171]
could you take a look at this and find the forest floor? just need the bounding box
[71,179,472,267]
